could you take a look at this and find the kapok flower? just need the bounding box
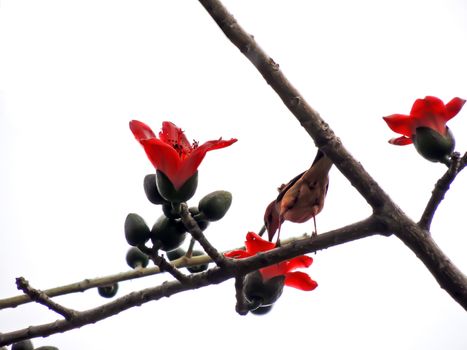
[383,96,465,164]
[383,96,465,146]
[225,232,317,291]
[130,120,237,190]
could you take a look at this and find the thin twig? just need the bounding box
[0,235,306,310]
[179,203,227,266]
[419,152,464,230]
[0,216,384,346]
[234,275,248,315]
[138,243,189,284]
[16,277,78,320]
[185,237,196,258]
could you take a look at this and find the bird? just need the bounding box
[264,149,333,243]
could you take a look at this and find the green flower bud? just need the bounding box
[189,207,209,231]
[166,247,186,261]
[156,170,198,203]
[144,174,166,205]
[124,213,151,246]
[243,271,285,307]
[98,283,119,298]
[151,216,187,251]
[198,190,232,222]
[186,250,209,273]
[11,340,33,350]
[125,247,149,269]
[412,126,455,164]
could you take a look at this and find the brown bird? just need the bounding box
[264,149,333,242]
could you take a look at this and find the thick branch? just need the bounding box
[198,0,392,212]
[197,0,467,310]
[390,219,467,307]
[0,216,383,346]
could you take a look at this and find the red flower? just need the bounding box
[225,232,318,291]
[130,120,237,189]
[383,96,465,145]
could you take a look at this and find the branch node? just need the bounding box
[16,277,78,321]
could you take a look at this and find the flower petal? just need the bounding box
[284,271,318,291]
[224,249,252,259]
[138,138,182,186]
[382,114,414,137]
[410,96,445,119]
[244,232,275,254]
[388,136,413,145]
[178,138,238,186]
[130,120,156,140]
[444,97,466,122]
[260,264,283,281]
[159,121,192,155]
[284,255,313,272]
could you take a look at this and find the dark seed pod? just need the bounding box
[199,190,232,221]
[189,207,209,231]
[125,247,149,268]
[11,340,33,350]
[186,250,209,273]
[243,271,285,307]
[413,126,455,164]
[156,170,198,203]
[124,213,151,246]
[143,174,166,205]
[250,304,274,315]
[151,216,187,251]
[166,247,186,261]
[98,283,119,298]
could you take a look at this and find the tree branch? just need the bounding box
[419,152,467,230]
[197,0,467,309]
[234,275,248,315]
[15,277,78,321]
[179,203,227,267]
[137,243,189,284]
[0,254,210,310]
[0,216,384,346]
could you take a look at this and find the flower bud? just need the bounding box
[243,271,285,307]
[199,190,232,222]
[34,347,59,350]
[125,247,149,269]
[151,216,187,251]
[186,250,209,273]
[144,174,166,205]
[166,247,186,261]
[189,206,210,231]
[412,126,455,164]
[12,340,33,350]
[124,213,151,246]
[156,170,198,203]
[98,283,119,298]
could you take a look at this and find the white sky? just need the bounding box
[0,0,466,349]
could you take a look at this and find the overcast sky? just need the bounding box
[1,1,466,349]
